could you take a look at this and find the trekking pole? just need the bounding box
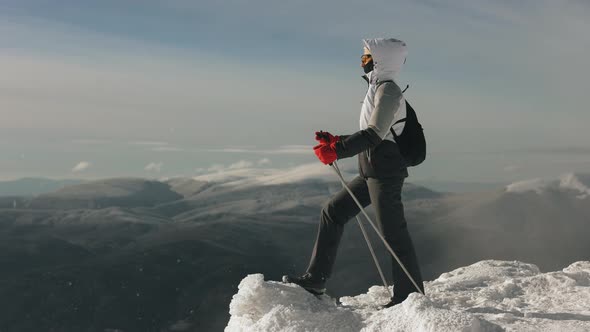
[330,161,424,296]
[331,162,392,298]
[356,216,393,298]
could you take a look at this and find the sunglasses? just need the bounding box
[361,54,372,61]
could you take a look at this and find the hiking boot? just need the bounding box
[282,273,326,295]
[382,298,401,309]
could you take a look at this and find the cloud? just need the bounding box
[3,1,590,184]
[250,163,341,186]
[505,178,547,194]
[145,162,163,172]
[228,160,254,169]
[205,161,256,173]
[152,146,184,152]
[205,145,311,155]
[559,173,590,199]
[192,162,355,188]
[503,165,522,172]
[207,164,226,172]
[196,160,277,178]
[505,172,590,199]
[72,161,91,172]
[72,139,112,145]
[0,19,347,149]
[129,141,169,146]
[512,147,590,155]
[270,146,312,155]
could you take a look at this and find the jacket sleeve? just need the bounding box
[334,81,403,159]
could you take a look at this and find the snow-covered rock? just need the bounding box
[226,260,590,332]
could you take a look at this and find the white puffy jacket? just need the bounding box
[334,38,409,178]
[360,38,407,142]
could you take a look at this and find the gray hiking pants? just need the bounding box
[306,175,424,302]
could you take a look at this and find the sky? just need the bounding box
[1,0,589,183]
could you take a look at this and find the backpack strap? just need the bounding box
[385,84,409,139]
[389,126,399,139]
[377,80,409,93]
[390,117,407,138]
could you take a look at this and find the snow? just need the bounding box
[226,260,590,332]
[428,260,590,331]
[505,178,548,194]
[505,172,590,198]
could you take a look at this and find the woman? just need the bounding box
[283,38,425,308]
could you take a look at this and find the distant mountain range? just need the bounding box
[0,171,588,331]
[0,177,84,197]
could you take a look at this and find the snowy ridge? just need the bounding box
[226,260,590,332]
[505,172,590,198]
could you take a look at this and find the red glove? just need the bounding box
[315,131,340,145]
[313,143,338,165]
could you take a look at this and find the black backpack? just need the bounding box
[389,99,426,167]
